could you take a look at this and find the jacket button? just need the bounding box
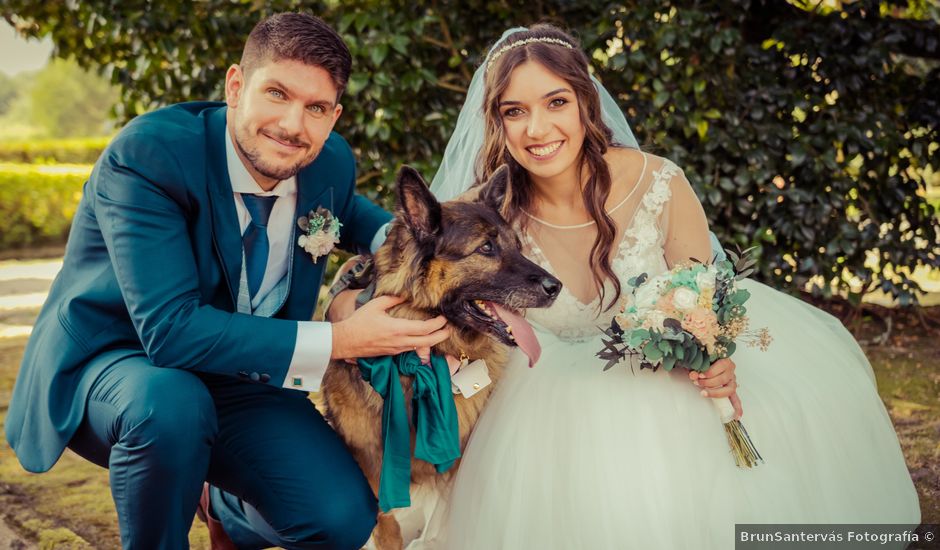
[249,372,260,382]
[237,371,249,379]
[259,373,271,383]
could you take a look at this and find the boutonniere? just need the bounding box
[297,207,342,262]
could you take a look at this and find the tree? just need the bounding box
[2,0,937,304]
[0,70,16,116]
[27,58,119,137]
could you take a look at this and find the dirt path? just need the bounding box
[0,516,34,549]
[0,258,58,548]
[0,256,210,548]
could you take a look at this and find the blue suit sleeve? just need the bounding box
[93,134,296,382]
[339,194,392,255]
[333,146,393,254]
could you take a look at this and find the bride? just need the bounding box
[425,25,921,549]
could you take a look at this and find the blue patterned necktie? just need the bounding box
[241,194,278,299]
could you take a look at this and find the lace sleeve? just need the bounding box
[662,165,712,267]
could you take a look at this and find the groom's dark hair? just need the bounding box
[240,12,351,101]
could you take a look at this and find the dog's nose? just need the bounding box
[540,276,562,298]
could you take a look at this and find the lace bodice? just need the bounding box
[521,155,681,342]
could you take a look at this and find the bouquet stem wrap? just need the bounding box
[713,398,763,468]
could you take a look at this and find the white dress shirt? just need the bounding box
[225,126,387,391]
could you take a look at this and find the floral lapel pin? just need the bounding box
[297,207,342,263]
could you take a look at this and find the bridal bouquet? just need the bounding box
[597,249,772,468]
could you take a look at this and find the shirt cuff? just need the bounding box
[283,321,332,392]
[370,222,390,254]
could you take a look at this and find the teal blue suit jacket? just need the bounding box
[5,102,392,473]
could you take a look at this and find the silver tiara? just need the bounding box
[486,37,575,72]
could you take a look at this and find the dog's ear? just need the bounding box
[396,165,442,244]
[475,164,510,214]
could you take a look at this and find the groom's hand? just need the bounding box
[331,295,451,360]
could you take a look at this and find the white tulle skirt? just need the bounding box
[433,280,920,549]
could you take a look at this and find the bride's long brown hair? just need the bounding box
[475,24,622,311]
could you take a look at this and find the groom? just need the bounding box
[4,12,451,549]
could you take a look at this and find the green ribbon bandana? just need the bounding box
[357,351,461,511]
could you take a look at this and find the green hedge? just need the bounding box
[3,0,940,303]
[0,137,109,164]
[0,163,91,250]
[7,0,932,303]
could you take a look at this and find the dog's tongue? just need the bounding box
[487,302,540,367]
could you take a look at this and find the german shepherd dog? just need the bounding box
[321,166,561,549]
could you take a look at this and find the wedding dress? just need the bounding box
[437,152,921,549]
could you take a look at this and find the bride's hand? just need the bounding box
[689,358,743,419]
[688,358,735,394]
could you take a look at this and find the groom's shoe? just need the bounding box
[196,483,238,550]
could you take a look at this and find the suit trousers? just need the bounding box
[68,349,377,550]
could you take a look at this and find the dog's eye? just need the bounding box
[476,241,495,255]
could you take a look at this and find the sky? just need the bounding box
[0,20,53,77]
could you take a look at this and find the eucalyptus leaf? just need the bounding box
[644,342,664,362]
[663,318,683,332]
[662,355,677,371]
[724,341,737,357]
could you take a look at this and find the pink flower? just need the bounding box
[681,309,720,353]
[615,314,635,330]
[656,290,680,319]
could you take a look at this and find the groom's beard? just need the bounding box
[234,125,321,182]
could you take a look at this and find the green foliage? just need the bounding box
[0,136,109,163]
[0,72,39,140]
[1,0,938,303]
[3,1,321,118]
[593,1,940,306]
[27,58,119,137]
[0,58,118,139]
[0,163,90,250]
[0,71,16,115]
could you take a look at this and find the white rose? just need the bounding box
[672,287,699,311]
[300,233,339,259]
[633,281,661,311]
[644,309,667,330]
[695,271,716,293]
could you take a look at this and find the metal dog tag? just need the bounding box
[450,359,491,398]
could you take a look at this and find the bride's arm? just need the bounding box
[662,169,712,268]
[662,168,742,418]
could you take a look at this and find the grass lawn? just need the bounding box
[0,335,210,548]
[858,322,940,521]
[0,307,937,547]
